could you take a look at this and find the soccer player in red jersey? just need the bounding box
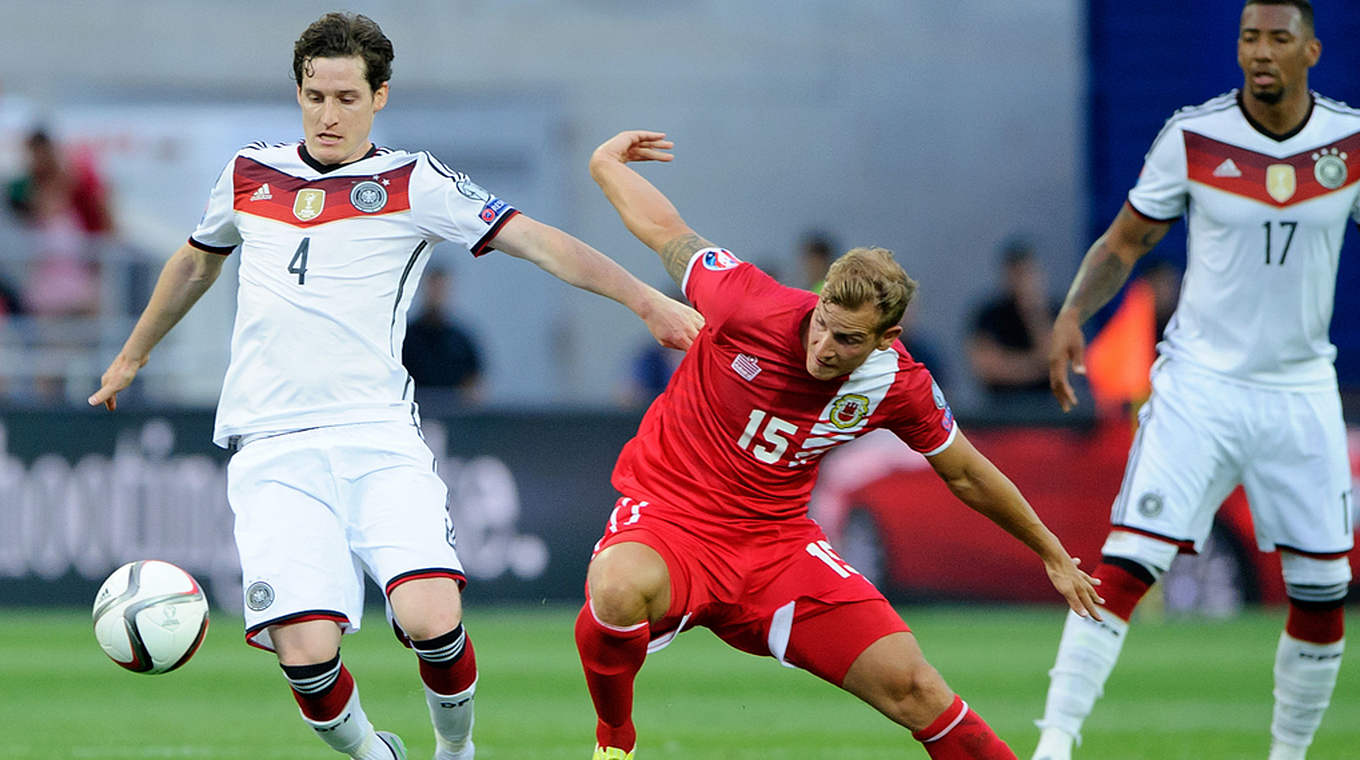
[575,130,1106,760]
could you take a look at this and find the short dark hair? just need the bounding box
[293,13,394,93]
[1244,0,1314,34]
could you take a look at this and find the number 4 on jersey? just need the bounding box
[288,237,311,284]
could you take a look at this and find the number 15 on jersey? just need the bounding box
[737,409,798,464]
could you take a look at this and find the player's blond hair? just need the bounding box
[820,247,916,334]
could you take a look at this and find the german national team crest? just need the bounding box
[245,581,275,611]
[1136,491,1164,519]
[1313,147,1349,190]
[1265,164,1296,203]
[828,393,870,430]
[293,188,326,221]
[350,180,388,213]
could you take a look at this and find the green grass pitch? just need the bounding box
[2,605,1356,759]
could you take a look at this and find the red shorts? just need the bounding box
[590,495,910,686]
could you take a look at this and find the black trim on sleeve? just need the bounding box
[187,236,237,255]
[1124,200,1179,225]
[470,208,520,257]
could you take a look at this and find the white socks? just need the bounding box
[427,680,477,760]
[1035,609,1130,745]
[301,685,393,759]
[1270,633,1344,757]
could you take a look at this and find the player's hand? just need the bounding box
[1044,554,1104,621]
[1048,309,1086,412]
[88,353,146,411]
[591,130,675,168]
[638,289,704,351]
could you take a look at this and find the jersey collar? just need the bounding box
[1237,89,1314,143]
[297,142,379,174]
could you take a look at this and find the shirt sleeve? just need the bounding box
[886,369,958,457]
[409,152,519,256]
[681,247,790,330]
[188,156,242,254]
[1127,118,1189,222]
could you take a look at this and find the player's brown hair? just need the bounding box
[1244,0,1314,34]
[293,13,394,93]
[820,247,916,334]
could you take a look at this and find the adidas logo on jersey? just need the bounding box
[250,183,273,201]
[1212,159,1242,178]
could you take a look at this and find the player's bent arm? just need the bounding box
[89,242,226,410]
[926,431,1104,618]
[490,213,702,350]
[1057,203,1172,328]
[589,130,714,287]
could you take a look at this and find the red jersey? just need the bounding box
[611,248,956,521]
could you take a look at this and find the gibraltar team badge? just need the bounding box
[293,188,326,221]
[828,393,870,430]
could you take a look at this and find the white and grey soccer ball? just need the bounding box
[92,560,210,674]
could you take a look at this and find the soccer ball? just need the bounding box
[92,560,210,674]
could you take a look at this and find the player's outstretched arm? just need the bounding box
[589,130,716,288]
[926,430,1104,619]
[1049,203,1172,411]
[490,213,702,350]
[88,243,225,410]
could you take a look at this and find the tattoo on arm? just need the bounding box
[657,232,715,288]
[1063,242,1134,324]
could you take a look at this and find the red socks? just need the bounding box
[411,624,477,695]
[1285,599,1345,644]
[280,654,355,721]
[1092,562,1154,622]
[912,694,1017,759]
[575,602,649,752]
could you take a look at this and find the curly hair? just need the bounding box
[293,13,394,93]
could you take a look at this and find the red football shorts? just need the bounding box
[590,495,910,686]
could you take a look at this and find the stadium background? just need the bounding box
[1,2,1358,758]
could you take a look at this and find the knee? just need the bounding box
[388,577,464,641]
[587,547,668,628]
[587,568,651,628]
[400,614,463,643]
[873,661,952,728]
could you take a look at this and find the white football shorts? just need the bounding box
[226,420,463,650]
[1104,358,1354,566]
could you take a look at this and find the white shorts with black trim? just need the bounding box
[226,420,464,651]
[1104,358,1353,567]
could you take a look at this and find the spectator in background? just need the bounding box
[900,299,948,392]
[1082,259,1183,418]
[799,229,836,293]
[6,129,110,317]
[403,265,484,404]
[966,237,1058,403]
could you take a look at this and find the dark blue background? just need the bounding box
[1088,1,1360,386]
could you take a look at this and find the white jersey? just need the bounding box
[190,142,518,446]
[1129,90,1360,389]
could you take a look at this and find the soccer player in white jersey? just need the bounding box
[1036,2,1355,759]
[88,13,701,760]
